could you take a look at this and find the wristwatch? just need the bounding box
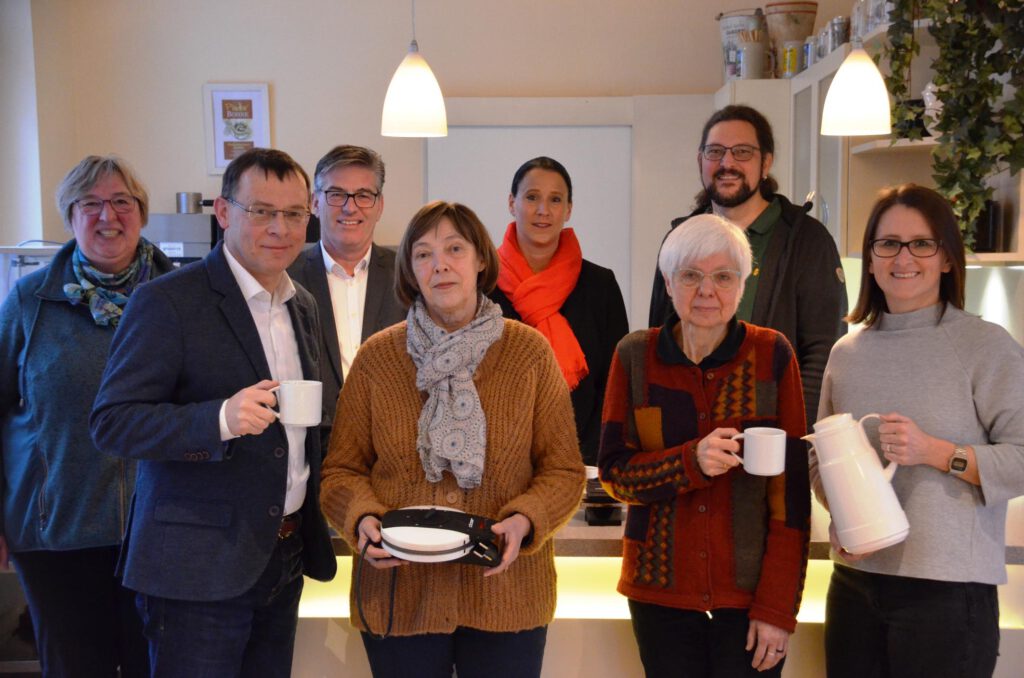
[948,445,969,476]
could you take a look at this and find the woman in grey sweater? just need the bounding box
[811,184,1024,678]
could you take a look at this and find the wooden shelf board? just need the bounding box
[862,19,936,51]
[850,137,939,155]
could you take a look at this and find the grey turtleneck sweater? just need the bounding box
[811,304,1024,584]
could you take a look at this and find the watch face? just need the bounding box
[951,457,969,472]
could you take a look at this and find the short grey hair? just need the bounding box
[658,213,752,280]
[313,145,385,193]
[55,155,150,230]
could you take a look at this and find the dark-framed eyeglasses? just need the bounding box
[672,268,743,290]
[75,196,138,216]
[320,189,380,209]
[700,144,760,162]
[870,238,942,258]
[222,196,310,227]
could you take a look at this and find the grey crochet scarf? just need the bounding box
[406,295,504,489]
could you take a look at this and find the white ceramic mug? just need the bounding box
[730,427,786,476]
[271,380,322,427]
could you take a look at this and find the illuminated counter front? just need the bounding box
[301,511,1024,625]
[293,511,1024,678]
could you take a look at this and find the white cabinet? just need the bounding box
[789,37,941,256]
[790,46,850,251]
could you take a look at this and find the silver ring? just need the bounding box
[885,443,891,453]
[768,650,776,654]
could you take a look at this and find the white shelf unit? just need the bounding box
[790,44,852,251]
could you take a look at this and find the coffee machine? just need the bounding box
[146,192,320,267]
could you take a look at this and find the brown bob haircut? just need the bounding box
[848,183,966,328]
[394,200,500,308]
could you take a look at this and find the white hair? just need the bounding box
[658,213,753,281]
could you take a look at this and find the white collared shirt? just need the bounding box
[219,244,310,515]
[321,242,371,379]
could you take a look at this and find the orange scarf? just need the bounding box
[497,222,588,390]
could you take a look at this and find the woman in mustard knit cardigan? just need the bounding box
[320,200,585,678]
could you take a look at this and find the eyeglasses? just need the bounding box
[870,238,942,258]
[223,196,310,227]
[75,196,138,215]
[320,189,380,209]
[672,268,743,290]
[700,144,760,162]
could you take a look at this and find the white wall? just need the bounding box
[0,0,43,245]
[4,0,849,241]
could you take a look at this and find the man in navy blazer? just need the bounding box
[287,145,405,451]
[92,149,336,677]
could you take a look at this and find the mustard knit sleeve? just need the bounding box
[320,343,389,548]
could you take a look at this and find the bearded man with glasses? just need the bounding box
[649,104,847,428]
[288,145,405,453]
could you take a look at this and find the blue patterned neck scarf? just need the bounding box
[63,239,156,327]
[406,295,504,489]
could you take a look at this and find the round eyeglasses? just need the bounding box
[75,196,138,215]
[870,238,942,258]
[672,268,743,290]
[223,196,310,227]
[321,190,379,209]
[700,144,760,162]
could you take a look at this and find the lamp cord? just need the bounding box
[411,0,417,41]
[355,540,398,640]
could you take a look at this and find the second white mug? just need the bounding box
[271,380,322,427]
[730,427,786,476]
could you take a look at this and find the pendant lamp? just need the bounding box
[381,0,447,137]
[820,44,892,136]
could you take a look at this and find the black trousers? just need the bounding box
[13,546,148,678]
[361,625,547,678]
[628,600,784,678]
[825,564,1000,678]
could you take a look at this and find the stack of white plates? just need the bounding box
[380,506,475,563]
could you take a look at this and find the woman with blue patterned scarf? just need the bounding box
[0,155,174,677]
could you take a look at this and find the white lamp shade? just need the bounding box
[821,47,892,136]
[381,43,447,137]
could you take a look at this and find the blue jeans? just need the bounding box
[628,600,784,678]
[825,564,1000,678]
[13,545,148,678]
[135,532,305,678]
[361,625,548,678]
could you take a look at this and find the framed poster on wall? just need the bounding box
[202,83,271,175]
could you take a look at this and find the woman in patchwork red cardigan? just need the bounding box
[598,213,810,678]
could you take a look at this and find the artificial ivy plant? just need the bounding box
[884,0,1024,247]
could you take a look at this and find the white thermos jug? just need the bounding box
[804,413,910,555]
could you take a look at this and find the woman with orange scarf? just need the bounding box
[491,157,629,464]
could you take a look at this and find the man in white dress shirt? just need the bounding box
[91,148,336,677]
[288,145,405,450]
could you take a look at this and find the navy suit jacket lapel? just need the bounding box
[303,247,343,388]
[287,294,318,383]
[206,243,272,381]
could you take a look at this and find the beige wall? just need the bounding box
[1,0,43,244]
[2,0,849,328]
[6,0,847,244]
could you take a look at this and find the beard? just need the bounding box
[706,168,760,208]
